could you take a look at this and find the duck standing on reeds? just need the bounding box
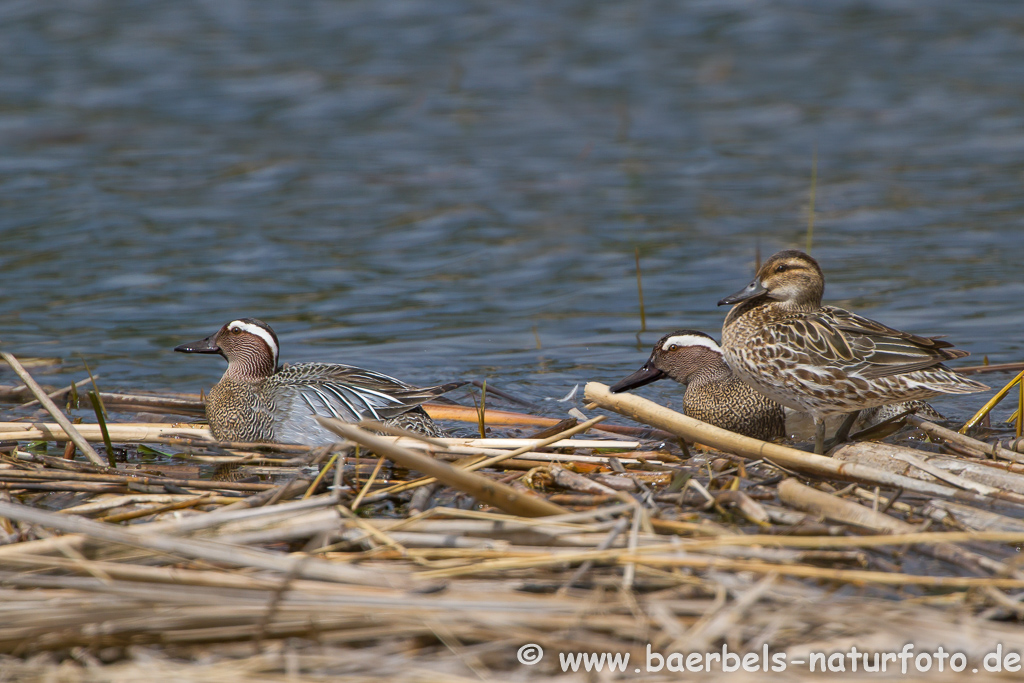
[175,318,462,444]
[718,249,988,453]
[610,330,786,440]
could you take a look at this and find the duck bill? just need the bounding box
[718,277,767,306]
[174,336,221,355]
[610,362,666,393]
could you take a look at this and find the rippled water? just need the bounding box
[0,1,1021,424]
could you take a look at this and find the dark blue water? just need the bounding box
[0,1,1021,424]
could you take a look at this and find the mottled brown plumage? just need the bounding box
[610,330,785,440]
[175,318,461,444]
[719,250,987,452]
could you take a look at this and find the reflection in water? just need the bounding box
[0,2,1020,423]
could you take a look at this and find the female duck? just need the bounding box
[610,330,786,440]
[718,250,987,453]
[175,318,461,444]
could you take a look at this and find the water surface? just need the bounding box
[0,1,1021,425]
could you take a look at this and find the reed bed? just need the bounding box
[1,361,1024,681]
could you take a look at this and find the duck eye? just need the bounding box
[230,327,242,335]
[775,264,789,273]
[669,344,679,352]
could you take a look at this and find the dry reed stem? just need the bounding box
[960,367,1024,433]
[302,451,339,499]
[416,525,1024,580]
[958,360,1024,375]
[349,456,385,510]
[585,382,1001,503]
[59,494,236,516]
[337,505,408,555]
[0,422,212,443]
[99,493,216,523]
[423,402,671,439]
[888,449,1004,496]
[778,478,913,533]
[0,352,106,467]
[414,539,1024,588]
[371,416,609,499]
[0,468,276,492]
[316,419,567,518]
[908,414,1024,463]
[0,500,400,587]
[15,376,94,409]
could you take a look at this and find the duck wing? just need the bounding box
[279,363,464,421]
[774,307,969,380]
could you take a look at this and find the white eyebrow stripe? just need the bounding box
[228,320,279,364]
[661,335,722,352]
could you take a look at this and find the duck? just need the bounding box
[718,249,987,453]
[175,318,463,444]
[610,330,786,440]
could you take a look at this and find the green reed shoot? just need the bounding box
[67,380,79,411]
[86,391,115,467]
[81,358,115,467]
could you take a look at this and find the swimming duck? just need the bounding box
[610,330,786,440]
[718,249,987,453]
[175,318,462,444]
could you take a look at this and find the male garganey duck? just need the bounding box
[610,330,786,441]
[175,318,462,444]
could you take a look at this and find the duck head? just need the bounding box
[175,318,280,380]
[718,249,824,310]
[611,330,726,391]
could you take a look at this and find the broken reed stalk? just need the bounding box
[957,361,1024,375]
[960,368,1024,434]
[0,352,106,467]
[0,499,397,587]
[0,468,275,492]
[673,529,1024,551]
[99,494,214,523]
[422,402,673,439]
[315,418,567,517]
[583,382,997,502]
[906,415,1024,463]
[778,478,1012,574]
[1011,374,1019,438]
[16,377,94,409]
[414,538,1024,588]
[350,456,385,511]
[612,556,1024,590]
[367,415,607,499]
[303,451,340,499]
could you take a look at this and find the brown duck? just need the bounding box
[719,249,987,453]
[610,330,786,440]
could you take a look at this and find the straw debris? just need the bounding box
[0,372,1022,680]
